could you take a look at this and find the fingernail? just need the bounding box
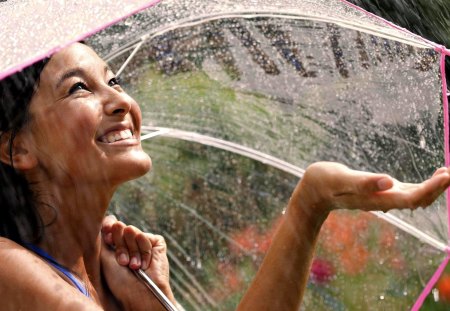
[377,177,391,191]
[118,253,129,265]
[130,256,140,269]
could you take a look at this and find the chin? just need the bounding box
[111,151,152,185]
[127,152,152,179]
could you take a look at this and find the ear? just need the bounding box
[0,131,38,170]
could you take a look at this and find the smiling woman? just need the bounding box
[0,43,171,311]
[0,42,449,311]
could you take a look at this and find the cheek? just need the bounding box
[32,105,99,161]
[54,106,98,149]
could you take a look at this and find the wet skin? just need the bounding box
[21,43,151,187]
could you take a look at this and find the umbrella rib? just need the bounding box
[163,230,220,307]
[103,10,431,65]
[116,37,147,77]
[166,248,218,308]
[141,126,306,178]
[372,211,447,252]
[168,278,202,311]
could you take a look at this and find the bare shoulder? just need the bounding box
[0,236,36,263]
[0,236,22,247]
[0,237,101,311]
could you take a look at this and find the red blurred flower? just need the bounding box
[310,258,335,284]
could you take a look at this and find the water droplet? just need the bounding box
[196,260,202,269]
[433,288,439,302]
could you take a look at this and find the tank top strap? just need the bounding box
[25,243,90,298]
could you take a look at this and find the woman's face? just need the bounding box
[23,43,151,186]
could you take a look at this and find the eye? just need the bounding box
[108,77,121,87]
[68,81,89,95]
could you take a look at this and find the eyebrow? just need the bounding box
[55,65,112,89]
[55,68,86,89]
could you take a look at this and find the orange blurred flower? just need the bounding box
[320,211,375,275]
[437,273,450,302]
[229,216,284,255]
[339,244,369,275]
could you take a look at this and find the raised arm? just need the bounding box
[237,162,450,310]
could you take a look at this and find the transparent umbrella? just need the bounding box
[2,0,450,310]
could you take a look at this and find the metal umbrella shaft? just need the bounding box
[133,269,179,311]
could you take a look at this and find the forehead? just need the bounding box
[42,43,105,80]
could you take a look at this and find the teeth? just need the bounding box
[107,135,116,143]
[120,131,128,139]
[102,129,132,143]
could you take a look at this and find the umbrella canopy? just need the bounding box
[2,0,450,310]
[0,0,161,80]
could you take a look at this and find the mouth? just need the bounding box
[97,128,135,144]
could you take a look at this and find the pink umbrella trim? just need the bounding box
[411,255,450,311]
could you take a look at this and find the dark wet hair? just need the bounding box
[0,58,50,244]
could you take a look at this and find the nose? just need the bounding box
[103,90,132,117]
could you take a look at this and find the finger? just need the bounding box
[101,214,118,234]
[432,167,449,177]
[357,174,393,193]
[123,226,142,270]
[144,233,167,265]
[136,233,152,270]
[101,215,118,245]
[338,171,394,195]
[145,233,167,251]
[143,233,170,283]
[112,222,129,266]
[363,172,450,212]
[410,171,450,208]
[103,232,113,245]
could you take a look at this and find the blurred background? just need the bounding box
[101,1,450,310]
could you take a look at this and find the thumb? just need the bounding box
[347,172,394,195]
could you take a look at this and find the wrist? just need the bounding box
[289,177,330,226]
[122,275,177,311]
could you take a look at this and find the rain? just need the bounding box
[1,0,450,310]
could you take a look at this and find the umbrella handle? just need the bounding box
[133,268,180,311]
